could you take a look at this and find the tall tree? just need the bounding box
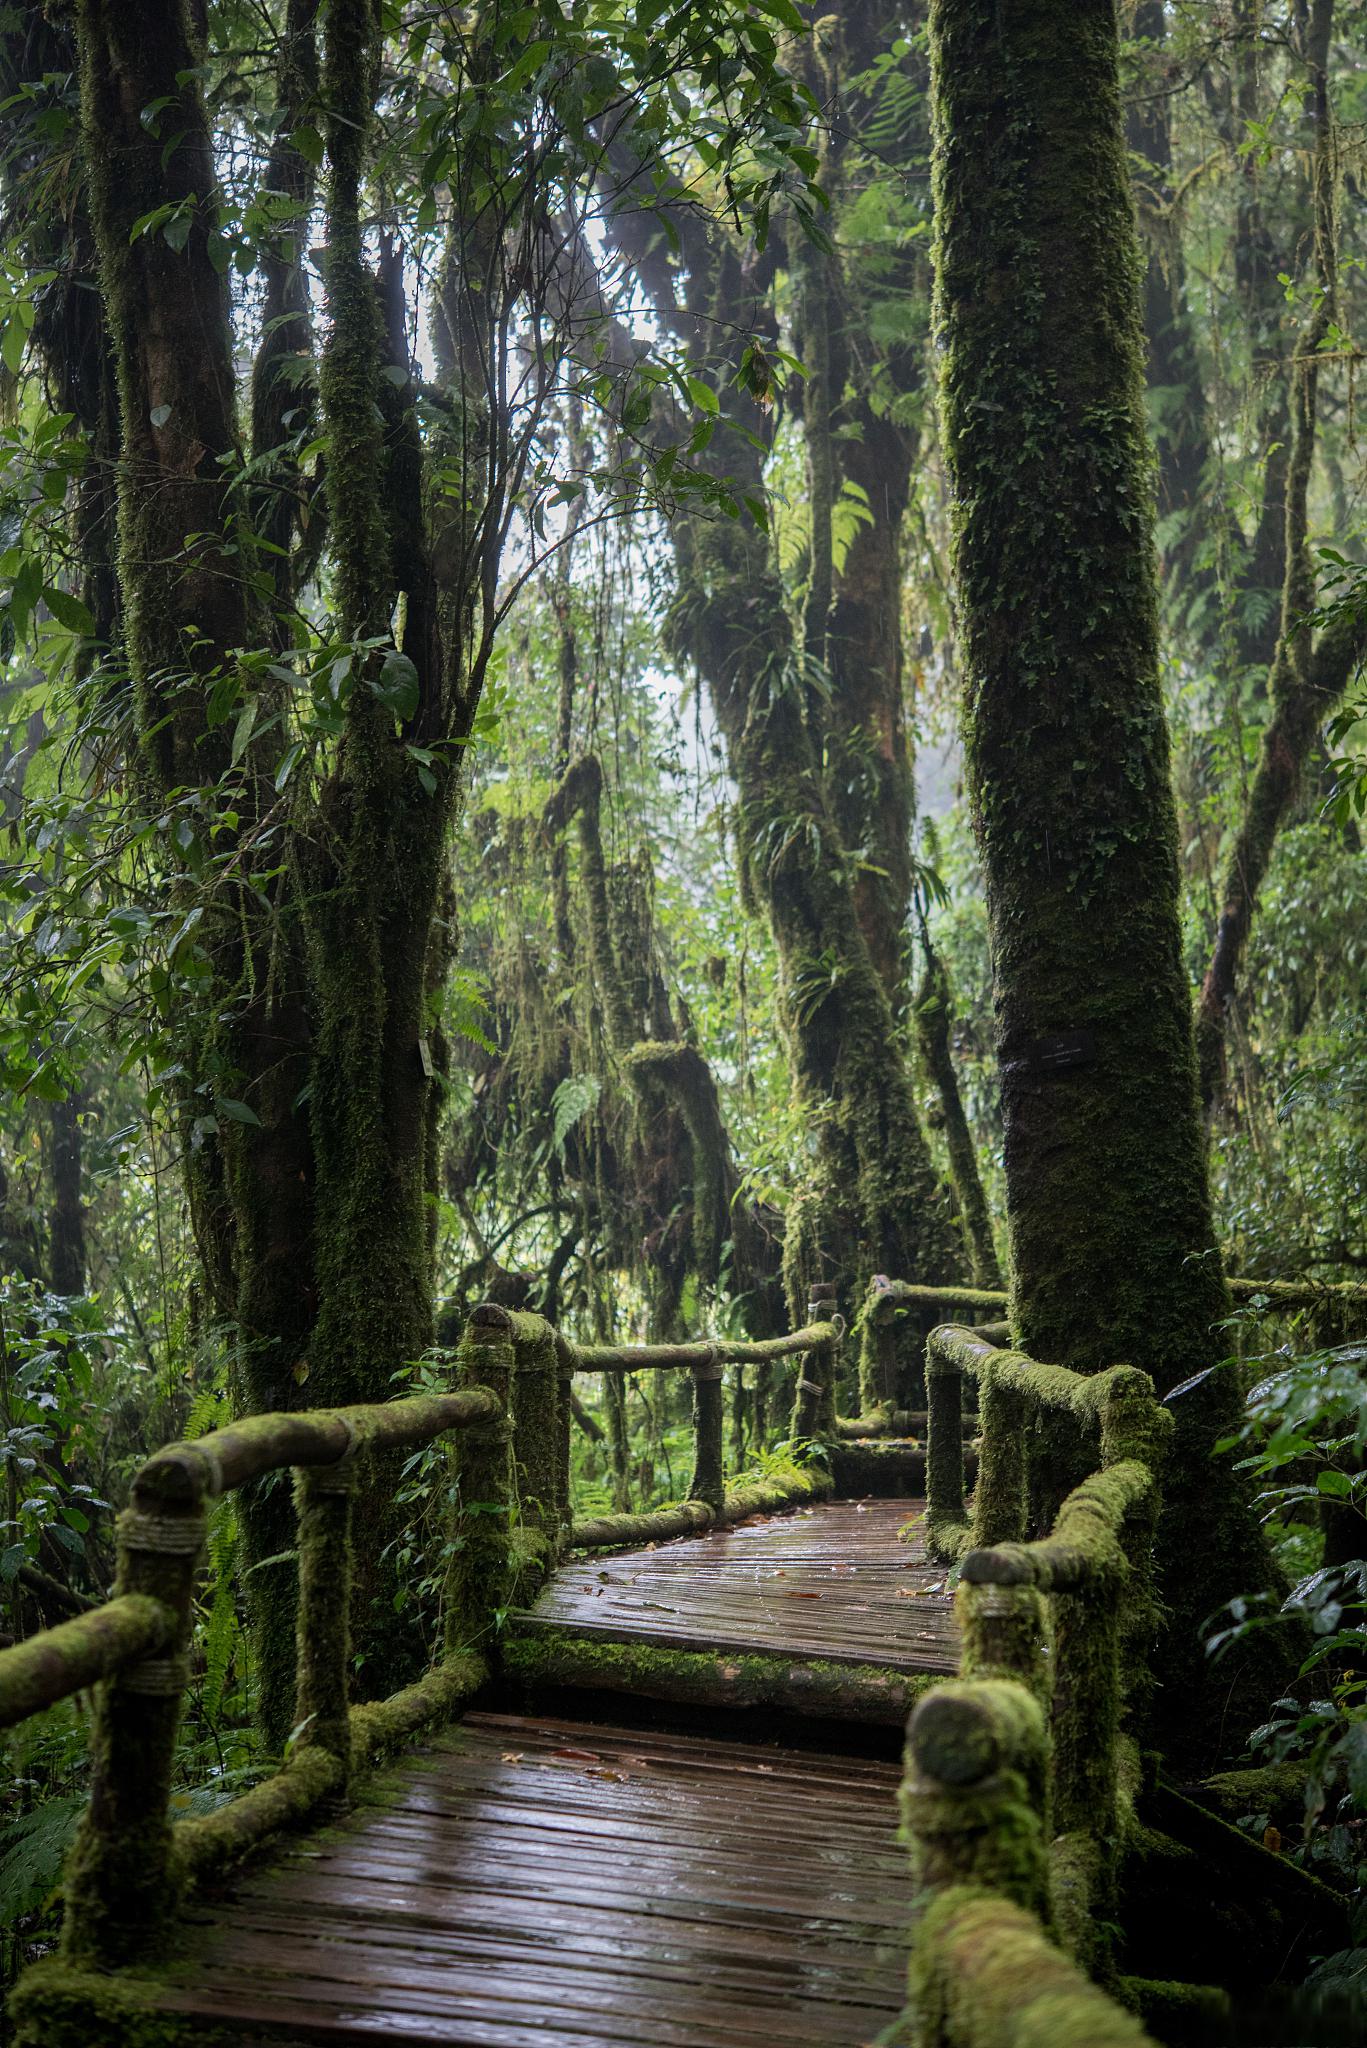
[611,15,966,1376]
[68,0,818,1733]
[1195,0,1367,1113]
[928,0,1280,1750]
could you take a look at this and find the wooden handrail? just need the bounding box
[0,1594,173,1732]
[561,1318,838,1374]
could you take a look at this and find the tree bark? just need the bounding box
[1195,0,1362,1115]
[929,0,1281,1757]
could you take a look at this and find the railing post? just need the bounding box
[509,1312,560,1563]
[975,1374,1028,1546]
[856,1279,898,1415]
[60,1461,207,1968]
[959,1579,1049,1701]
[554,1334,575,1549]
[901,1678,1052,1922]
[688,1346,725,1514]
[791,1296,842,1444]
[1051,1558,1122,1844]
[925,1333,966,1532]
[447,1304,514,1651]
[293,1449,356,1777]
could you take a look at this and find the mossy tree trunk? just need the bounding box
[1195,1,1365,1115]
[74,0,497,1736]
[609,185,963,1361]
[928,0,1280,1754]
[666,331,960,1331]
[800,4,927,1016]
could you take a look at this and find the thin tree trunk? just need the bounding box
[1196,0,1363,1115]
[47,1096,86,1297]
[913,941,1001,1289]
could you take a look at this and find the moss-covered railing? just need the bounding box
[0,1296,847,1986]
[533,1290,845,1550]
[858,1272,1367,1425]
[899,1320,1171,2043]
[0,1310,540,1989]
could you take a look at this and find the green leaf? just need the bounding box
[217,1097,262,1128]
[42,586,95,635]
[231,698,257,765]
[1,319,24,377]
[686,375,719,415]
[551,1073,601,1155]
[372,650,420,722]
[290,124,324,167]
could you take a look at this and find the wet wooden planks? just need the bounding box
[516,1498,956,1675]
[155,1714,912,2046]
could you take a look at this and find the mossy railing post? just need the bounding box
[856,1278,898,1417]
[959,1580,1048,1701]
[448,1303,515,1651]
[59,1459,207,1969]
[901,1678,1052,1919]
[974,1371,1027,1547]
[509,1312,560,1562]
[293,1450,356,1778]
[688,1345,725,1514]
[817,1300,841,1442]
[790,1297,842,1445]
[925,1332,966,1542]
[554,1333,575,1548]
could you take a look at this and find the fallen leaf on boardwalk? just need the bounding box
[784,1590,823,1599]
[500,1752,525,1765]
[551,1747,601,1762]
[586,1768,625,1782]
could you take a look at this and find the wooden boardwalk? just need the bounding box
[515,1498,957,1675]
[157,1714,912,2046]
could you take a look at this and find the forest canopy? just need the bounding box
[0,0,1365,2009]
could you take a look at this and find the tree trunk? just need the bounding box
[1196,0,1363,1115]
[913,943,1001,1289]
[47,1097,86,1298]
[928,0,1281,1757]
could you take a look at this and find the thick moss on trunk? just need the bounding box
[75,0,319,1740]
[928,0,1278,1754]
[668,263,959,1333]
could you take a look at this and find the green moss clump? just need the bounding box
[902,1680,1051,1919]
[504,1631,933,1726]
[9,1960,227,2048]
[908,1887,1157,2048]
